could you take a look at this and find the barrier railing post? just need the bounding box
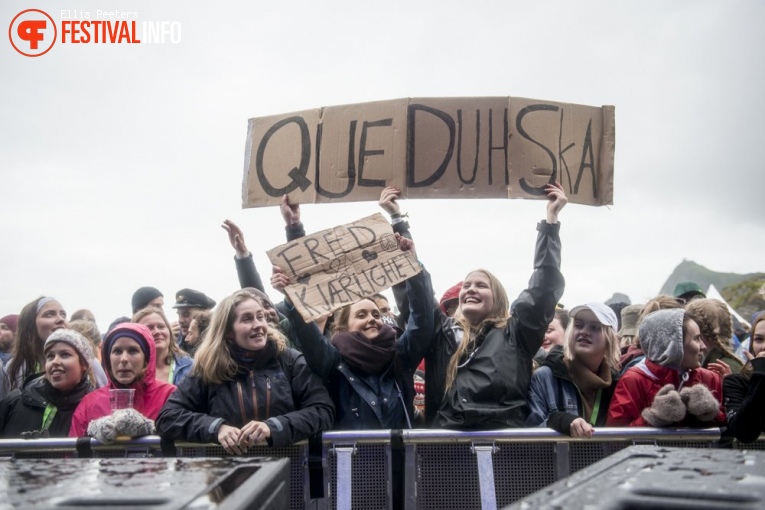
[404,444,417,510]
[471,442,498,510]
[553,442,570,480]
[331,443,357,510]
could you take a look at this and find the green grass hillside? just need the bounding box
[659,260,765,322]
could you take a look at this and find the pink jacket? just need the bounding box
[70,323,176,437]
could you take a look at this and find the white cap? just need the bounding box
[569,302,619,331]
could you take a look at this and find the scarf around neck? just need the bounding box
[231,340,278,371]
[331,324,397,375]
[566,356,612,422]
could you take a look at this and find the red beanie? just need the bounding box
[0,315,19,334]
[439,282,463,314]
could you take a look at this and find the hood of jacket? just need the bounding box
[639,309,686,370]
[101,322,157,390]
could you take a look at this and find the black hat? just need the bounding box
[173,288,216,309]
[380,314,404,337]
[131,286,163,314]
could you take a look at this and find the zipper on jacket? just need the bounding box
[250,370,259,422]
[236,380,247,425]
[265,377,271,419]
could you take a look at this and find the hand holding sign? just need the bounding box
[271,265,290,296]
[378,186,401,216]
[280,194,301,226]
[545,182,568,224]
[396,233,417,260]
[267,214,421,321]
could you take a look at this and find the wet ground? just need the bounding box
[0,457,287,509]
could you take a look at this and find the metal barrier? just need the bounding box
[0,429,762,510]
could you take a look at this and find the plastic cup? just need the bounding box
[109,388,135,412]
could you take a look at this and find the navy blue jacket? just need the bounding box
[286,267,434,430]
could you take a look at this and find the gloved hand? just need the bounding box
[679,385,719,422]
[641,384,687,427]
[113,408,156,437]
[87,415,118,444]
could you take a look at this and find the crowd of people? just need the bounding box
[0,184,762,453]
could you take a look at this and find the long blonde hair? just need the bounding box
[193,290,287,384]
[132,306,184,365]
[563,319,621,372]
[444,270,510,392]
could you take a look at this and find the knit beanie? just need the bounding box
[0,314,19,334]
[131,287,163,314]
[44,328,95,368]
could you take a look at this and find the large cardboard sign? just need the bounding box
[266,213,421,322]
[243,97,615,207]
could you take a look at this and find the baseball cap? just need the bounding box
[569,302,619,331]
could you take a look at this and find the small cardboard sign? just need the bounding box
[243,96,615,207]
[266,213,421,321]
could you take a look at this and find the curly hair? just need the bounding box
[685,298,738,361]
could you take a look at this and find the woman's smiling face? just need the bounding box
[459,272,495,325]
[346,299,383,341]
[231,299,269,351]
[45,343,86,392]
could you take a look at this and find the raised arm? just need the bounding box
[281,194,305,241]
[378,186,415,328]
[271,265,341,381]
[222,219,265,291]
[393,236,435,372]
[510,183,567,354]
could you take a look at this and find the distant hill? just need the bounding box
[659,259,765,321]
[721,277,765,322]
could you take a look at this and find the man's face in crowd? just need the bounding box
[0,323,14,351]
[177,307,199,336]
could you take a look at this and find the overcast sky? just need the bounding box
[2,0,763,333]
